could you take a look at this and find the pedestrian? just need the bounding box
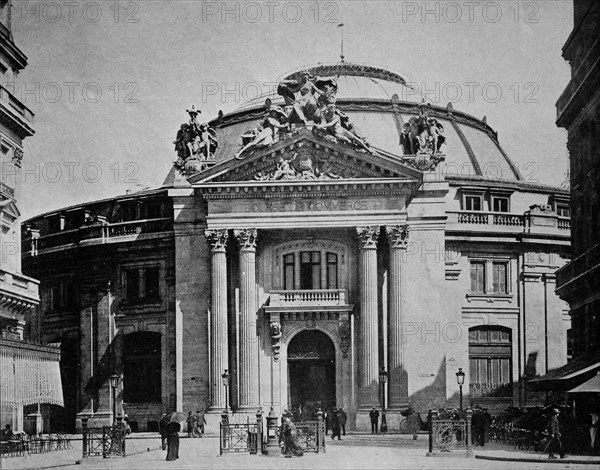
[406,410,421,440]
[547,408,565,459]
[338,408,347,436]
[193,409,206,437]
[471,406,485,446]
[324,409,330,435]
[369,406,379,434]
[331,408,341,440]
[165,421,180,461]
[591,412,599,450]
[280,417,303,458]
[1,424,14,441]
[159,413,169,450]
[186,411,194,438]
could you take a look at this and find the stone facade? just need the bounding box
[555,0,600,359]
[22,63,571,432]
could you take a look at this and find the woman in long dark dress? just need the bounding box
[280,418,304,458]
[166,422,180,461]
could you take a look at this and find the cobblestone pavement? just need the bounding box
[1,434,598,470]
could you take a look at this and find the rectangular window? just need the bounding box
[470,261,485,293]
[464,195,482,211]
[326,253,338,289]
[125,268,140,302]
[144,201,163,220]
[50,281,75,311]
[491,196,509,213]
[144,267,160,300]
[556,204,570,217]
[283,254,295,290]
[492,262,508,294]
[125,266,160,303]
[300,251,321,289]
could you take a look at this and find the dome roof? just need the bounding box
[211,62,523,182]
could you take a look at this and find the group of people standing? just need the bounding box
[326,408,347,440]
[186,410,206,438]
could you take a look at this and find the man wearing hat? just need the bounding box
[547,408,565,459]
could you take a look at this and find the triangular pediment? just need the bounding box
[0,198,20,220]
[187,128,423,185]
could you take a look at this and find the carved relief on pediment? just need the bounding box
[215,141,390,183]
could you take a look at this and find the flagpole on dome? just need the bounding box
[338,22,345,63]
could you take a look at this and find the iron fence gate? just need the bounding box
[81,420,126,459]
[220,422,261,455]
[295,420,326,453]
[428,409,472,456]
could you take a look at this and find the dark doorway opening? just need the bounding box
[288,330,335,419]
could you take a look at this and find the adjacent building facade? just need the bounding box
[0,0,62,433]
[536,0,600,406]
[22,63,571,432]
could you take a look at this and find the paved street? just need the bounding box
[2,434,598,470]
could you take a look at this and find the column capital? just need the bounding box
[386,224,410,249]
[205,229,228,251]
[356,226,380,249]
[234,228,257,250]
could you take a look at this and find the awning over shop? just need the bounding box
[0,338,64,408]
[528,350,600,391]
[568,372,600,394]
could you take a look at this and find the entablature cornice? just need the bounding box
[197,178,419,200]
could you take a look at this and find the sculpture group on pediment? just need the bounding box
[399,101,446,171]
[253,152,356,182]
[277,70,338,125]
[313,104,375,154]
[235,101,290,159]
[235,72,377,159]
[173,106,218,175]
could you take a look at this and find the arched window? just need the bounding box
[469,326,512,398]
[123,332,161,403]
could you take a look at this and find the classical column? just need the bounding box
[234,228,259,409]
[356,226,380,408]
[205,229,229,410]
[386,225,409,409]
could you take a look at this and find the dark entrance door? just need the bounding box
[288,330,335,418]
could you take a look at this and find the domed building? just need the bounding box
[22,62,571,432]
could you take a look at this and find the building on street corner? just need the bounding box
[22,62,571,432]
[0,0,63,434]
[530,0,600,415]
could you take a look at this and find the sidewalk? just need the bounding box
[2,432,598,470]
[473,441,600,465]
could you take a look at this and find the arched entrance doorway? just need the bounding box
[287,330,335,418]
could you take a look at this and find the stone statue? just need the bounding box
[173,106,219,174]
[235,103,289,159]
[400,102,445,156]
[314,104,375,154]
[278,70,338,125]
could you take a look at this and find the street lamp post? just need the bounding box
[109,374,119,425]
[379,367,388,433]
[221,369,230,413]
[455,368,465,412]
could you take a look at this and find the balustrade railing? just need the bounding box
[30,218,173,252]
[454,211,525,227]
[269,289,347,306]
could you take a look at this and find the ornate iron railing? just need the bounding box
[294,419,326,453]
[81,419,126,459]
[428,409,472,456]
[220,411,263,455]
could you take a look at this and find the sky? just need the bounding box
[10,0,573,219]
